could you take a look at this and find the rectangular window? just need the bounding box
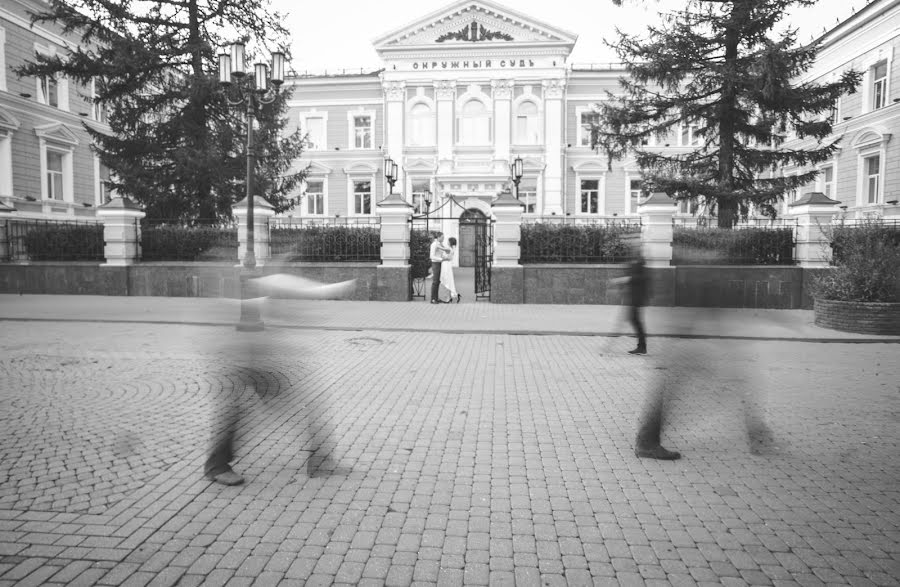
[680,121,700,146]
[39,75,58,107]
[354,180,372,215]
[865,155,880,204]
[519,178,537,214]
[580,112,599,146]
[872,61,888,110]
[92,79,108,123]
[304,117,325,150]
[353,115,372,149]
[821,166,834,199]
[46,150,64,200]
[629,179,642,213]
[306,180,324,215]
[411,180,430,214]
[580,179,600,214]
[99,162,111,203]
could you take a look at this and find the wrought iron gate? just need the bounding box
[473,218,493,300]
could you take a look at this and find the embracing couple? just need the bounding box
[429,232,461,304]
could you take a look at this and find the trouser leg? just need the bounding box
[430,262,442,302]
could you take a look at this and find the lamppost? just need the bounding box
[510,155,524,200]
[218,42,285,331]
[384,156,399,196]
[424,190,432,234]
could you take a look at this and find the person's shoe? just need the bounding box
[628,346,647,355]
[456,294,462,303]
[430,300,439,304]
[635,445,681,460]
[207,469,244,485]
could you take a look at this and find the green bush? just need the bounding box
[672,226,794,265]
[141,224,237,261]
[812,220,900,303]
[22,223,104,261]
[270,225,380,262]
[520,223,635,264]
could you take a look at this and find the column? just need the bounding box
[542,78,565,216]
[492,79,513,172]
[491,188,525,303]
[97,196,145,266]
[383,81,406,189]
[787,192,841,267]
[233,195,276,265]
[434,81,455,173]
[638,192,677,268]
[376,195,413,301]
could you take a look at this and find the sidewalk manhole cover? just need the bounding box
[347,337,385,347]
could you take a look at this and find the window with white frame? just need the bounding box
[0,27,7,93]
[301,114,326,150]
[863,154,880,204]
[819,165,834,199]
[0,130,12,197]
[408,103,435,146]
[628,178,643,214]
[518,177,537,214]
[579,110,599,146]
[871,61,888,111]
[580,179,601,214]
[457,99,491,145]
[679,120,700,146]
[46,149,65,200]
[91,78,108,123]
[829,97,840,123]
[353,180,372,215]
[306,179,325,215]
[411,180,430,214]
[38,74,59,108]
[97,161,112,204]
[515,101,540,145]
[352,114,372,149]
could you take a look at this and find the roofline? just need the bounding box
[810,0,900,49]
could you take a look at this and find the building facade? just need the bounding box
[0,0,114,218]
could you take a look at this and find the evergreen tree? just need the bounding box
[594,0,860,227]
[17,0,305,223]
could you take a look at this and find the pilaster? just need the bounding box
[787,192,841,268]
[492,80,513,170]
[233,195,276,265]
[637,192,677,268]
[97,197,145,266]
[542,78,565,215]
[434,81,456,172]
[383,81,407,187]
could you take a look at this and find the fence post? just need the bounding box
[787,192,841,268]
[376,191,413,301]
[491,188,525,303]
[97,197,145,266]
[0,201,14,261]
[232,196,275,265]
[638,192,677,267]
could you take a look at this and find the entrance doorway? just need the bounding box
[458,208,486,267]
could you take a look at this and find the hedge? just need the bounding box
[672,226,794,265]
[520,223,635,264]
[141,224,237,261]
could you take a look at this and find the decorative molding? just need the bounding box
[383,81,406,101]
[434,80,457,100]
[34,123,79,146]
[542,78,566,99]
[491,79,514,100]
[0,107,21,131]
[436,20,513,43]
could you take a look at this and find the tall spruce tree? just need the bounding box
[594,0,860,227]
[17,0,305,223]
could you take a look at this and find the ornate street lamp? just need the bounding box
[423,189,432,234]
[384,156,399,195]
[510,155,524,200]
[219,42,285,331]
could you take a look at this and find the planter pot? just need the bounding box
[813,298,900,335]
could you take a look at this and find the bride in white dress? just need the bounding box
[439,237,460,303]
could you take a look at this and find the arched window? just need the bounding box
[515,101,540,145]
[457,99,491,145]
[408,103,434,146]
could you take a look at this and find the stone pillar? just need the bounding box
[542,78,565,216]
[492,80,513,172]
[383,81,406,187]
[491,188,525,303]
[435,81,456,173]
[638,192,677,268]
[0,200,14,261]
[233,195,276,265]
[787,192,841,267]
[97,196,145,266]
[376,192,413,301]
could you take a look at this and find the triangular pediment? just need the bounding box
[34,123,79,145]
[373,0,577,51]
[0,107,21,132]
[405,157,437,172]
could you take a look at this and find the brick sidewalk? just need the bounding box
[0,313,898,586]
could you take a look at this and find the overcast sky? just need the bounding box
[271,0,870,75]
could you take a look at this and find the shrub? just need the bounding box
[811,220,900,303]
[141,224,237,261]
[270,225,380,262]
[520,223,634,264]
[672,226,794,265]
[22,223,104,261]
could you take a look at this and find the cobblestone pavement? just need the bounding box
[0,315,898,586]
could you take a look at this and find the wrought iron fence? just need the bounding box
[1,218,104,262]
[520,220,641,264]
[140,219,238,262]
[269,217,381,262]
[522,215,642,228]
[672,218,797,265]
